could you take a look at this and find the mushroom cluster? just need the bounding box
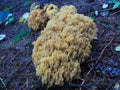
[32,5,97,87]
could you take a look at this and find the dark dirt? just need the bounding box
[0,0,120,90]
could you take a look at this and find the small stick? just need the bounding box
[100,8,113,12]
[99,20,120,25]
[98,37,115,59]
[10,52,20,62]
[79,66,95,89]
[111,10,120,15]
[79,37,115,90]
[0,56,6,63]
[0,77,6,88]
[71,83,109,87]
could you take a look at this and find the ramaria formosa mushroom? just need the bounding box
[44,4,58,19]
[32,5,97,87]
[28,9,47,31]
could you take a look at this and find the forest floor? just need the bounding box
[0,0,120,90]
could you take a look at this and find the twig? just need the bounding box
[0,77,6,88]
[99,20,120,25]
[98,29,108,38]
[0,56,6,63]
[70,83,109,87]
[98,37,115,59]
[110,10,120,15]
[79,65,95,90]
[79,37,115,90]
[100,7,120,12]
[100,8,113,12]
[10,52,20,62]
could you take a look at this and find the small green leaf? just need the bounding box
[3,6,12,11]
[13,29,30,43]
[111,0,118,3]
[114,83,120,90]
[5,17,14,26]
[115,46,120,51]
[91,16,95,21]
[9,17,14,22]
[112,2,120,9]
[24,0,32,7]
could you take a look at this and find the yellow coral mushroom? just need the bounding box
[28,9,47,31]
[60,5,77,14]
[44,4,58,19]
[32,5,97,87]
